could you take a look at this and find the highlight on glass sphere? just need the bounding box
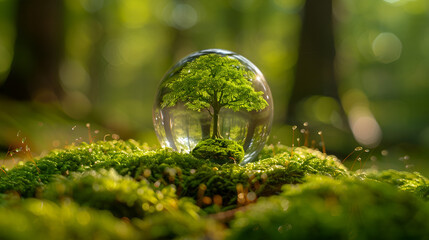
[153,49,273,164]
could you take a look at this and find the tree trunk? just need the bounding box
[212,107,222,139]
[286,0,348,128]
[0,0,64,101]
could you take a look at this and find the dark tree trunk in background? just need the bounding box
[286,0,348,128]
[0,0,64,101]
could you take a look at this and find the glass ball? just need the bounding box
[153,49,273,164]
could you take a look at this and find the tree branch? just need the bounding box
[205,107,213,117]
[219,91,224,104]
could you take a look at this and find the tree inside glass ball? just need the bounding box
[161,53,268,139]
[153,49,273,164]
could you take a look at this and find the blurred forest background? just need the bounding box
[1,0,428,174]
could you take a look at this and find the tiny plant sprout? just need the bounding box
[291,125,298,158]
[318,131,326,154]
[358,157,362,169]
[86,123,93,144]
[311,140,316,149]
[302,122,309,146]
[351,151,363,171]
[361,149,373,169]
[350,156,362,171]
[342,146,362,163]
[103,134,110,141]
[399,155,411,169]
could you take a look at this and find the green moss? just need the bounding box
[229,176,429,240]
[0,141,209,197]
[0,141,348,210]
[192,138,244,164]
[183,146,349,209]
[356,169,429,200]
[0,161,44,197]
[132,211,224,240]
[1,140,429,239]
[43,168,200,219]
[416,184,429,201]
[0,199,140,240]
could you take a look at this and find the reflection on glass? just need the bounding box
[153,49,273,164]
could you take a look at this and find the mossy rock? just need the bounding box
[192,138,244,164]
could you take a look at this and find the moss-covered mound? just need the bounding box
[0,198,222,240]
[0,140,348,208]
[355,169,429,200]
[0,199,139,240]
[0,140,428,239]
[229,176,429,240]
[43,168,200,219]
[192,138,245,164]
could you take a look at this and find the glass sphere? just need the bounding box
[153,49,273,164]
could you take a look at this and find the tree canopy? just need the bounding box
[161,53,268,138]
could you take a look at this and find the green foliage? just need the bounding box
[162,53,267,112]
[1,140,429,239]
[0,197,223,240]
[162,53,268,138]
[184,145,349,208]
[192,138,244,164]
[416,184,429,201]
[0,140,153,197]
[43,168,200,219]
[356,169,429,200]
[0,160,46,197]
[0,199,140,240]
[133,211,224,240]
[229,176,429,240]
[0,141,349,210]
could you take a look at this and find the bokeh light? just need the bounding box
[372,32,402,63]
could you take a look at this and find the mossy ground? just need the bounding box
[0,140,428,239]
